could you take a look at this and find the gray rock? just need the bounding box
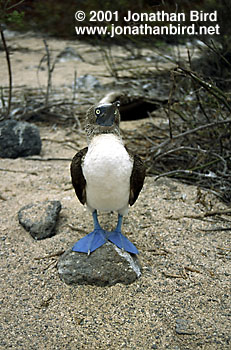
[75,74,101,90]
[18,200,61,240]
[57,47,83,62]
[58,242,141,286]
[0,120,41,158]
[175,318,194,335]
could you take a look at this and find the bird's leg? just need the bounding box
[72,210,106,254]
[92,209,101,230]
[115,213,123,232]
[107,214,139,254]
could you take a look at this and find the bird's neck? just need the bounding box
[88,133,124,149]
[85,124,121,144]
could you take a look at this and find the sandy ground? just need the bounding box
[0,33,231,350]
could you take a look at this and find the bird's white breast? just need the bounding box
[82,134,133,215]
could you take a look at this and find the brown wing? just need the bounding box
[129,154,146,206]
[70,147,88,205]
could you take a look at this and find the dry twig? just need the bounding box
[0,167,38,175]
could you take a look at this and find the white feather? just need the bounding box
[82,134,133,215]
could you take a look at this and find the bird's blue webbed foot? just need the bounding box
[107,214,139,255]
[72,210,106,254]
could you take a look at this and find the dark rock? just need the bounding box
[58,242,141,286]
[18,200,61,240]
[0,120,41,158]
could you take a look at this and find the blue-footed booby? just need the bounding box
[70,95,145,254]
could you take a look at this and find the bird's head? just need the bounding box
[85,101,121,140]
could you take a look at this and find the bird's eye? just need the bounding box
[95,108,101,115]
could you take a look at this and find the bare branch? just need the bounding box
[0,28,12,117]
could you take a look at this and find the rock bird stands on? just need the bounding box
[70,97,145,255]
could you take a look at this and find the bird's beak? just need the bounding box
[96,101,120,127]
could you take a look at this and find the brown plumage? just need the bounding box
[128,153,146,206]
[70,147,88,205]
